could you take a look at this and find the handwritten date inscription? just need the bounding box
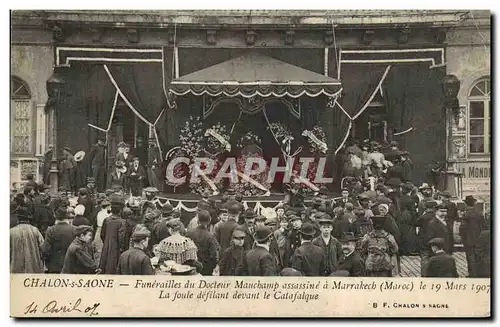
[24,298,100,316]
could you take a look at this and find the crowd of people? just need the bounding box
[10,165,491,278]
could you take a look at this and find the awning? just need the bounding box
[169,53,342,98]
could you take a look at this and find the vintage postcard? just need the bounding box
[9,9,491,318]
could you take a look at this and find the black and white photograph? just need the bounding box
[8,8,491,318]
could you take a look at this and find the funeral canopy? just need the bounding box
[169,53,342,98]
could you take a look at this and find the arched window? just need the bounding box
[468,77,490,154]
[11,76,33,154]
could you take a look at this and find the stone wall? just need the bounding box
[446,24,491,205]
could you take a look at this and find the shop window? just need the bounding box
[11,76,33,154]
[468,77,490,155]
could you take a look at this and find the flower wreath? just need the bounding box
[205,123,231,153]
[305,125,327,154]
[179,116,204,158]
[236,131,261,149]
[266,122,292,144]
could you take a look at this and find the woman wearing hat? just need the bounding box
[360,215,399,277]
[157,220,198,266]
[10,207,45,273]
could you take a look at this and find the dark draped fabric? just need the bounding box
[327,64,389,189]
[107,63,168,154]
[162,47,176,149]
[382,63,446,183]
[58,63,116,177]
[336,64,390,149]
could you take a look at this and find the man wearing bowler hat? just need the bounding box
[127,156,147,196]
[117,229,154,275]
[312,214,342,275]
[290,223,326,276]
[241,226,277,276]
[460,195,486,277]
[421,238,458,278]
[424,203,454,255]
[337,232,365,277]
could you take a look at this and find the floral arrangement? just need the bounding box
[236,130,261,149]
[204,123,231,153]
[303,125,328,154]
[266,122,292,144]
[179,116,204,158]
[231,152,272,196]
[292,159,324,196]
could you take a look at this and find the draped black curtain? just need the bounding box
[382,63,446,182]
[58,63,116,165]
[336,64,390,147]
[107,63,168,153]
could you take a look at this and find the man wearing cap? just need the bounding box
[186,210,220,276]
[439,191,458,240]
[337,233,365,277]
[62,225,100,274]
[422,238,458,278]
[10,207,45,273]
[216,201,241,253]
[460,195,486,278]
[416,201,438,258]
[240,226,278,276]
[88,139,106,192]
[424,203,454,263]
[99,194,127,274]
[240,209,257,251]
[59,146,77,195]
[283,214,303,268]
[399,182,419,255]
[312,215,342,275]
[417,184,434,215]
[41,207,77,273]
[127,157,147,196]
[218,227,247,276]
[117,229,154,275]
[290,223,326,276]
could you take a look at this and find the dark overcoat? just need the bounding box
[422,252,458,277]
[241,246,277,276]
[312,236,342,275]
[290,241,326,276]
[99,215,126,274]
[41,222,77,273]
[117,247,154,275]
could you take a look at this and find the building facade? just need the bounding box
[10,10,491,201]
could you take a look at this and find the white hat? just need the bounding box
[74,151,86,162]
